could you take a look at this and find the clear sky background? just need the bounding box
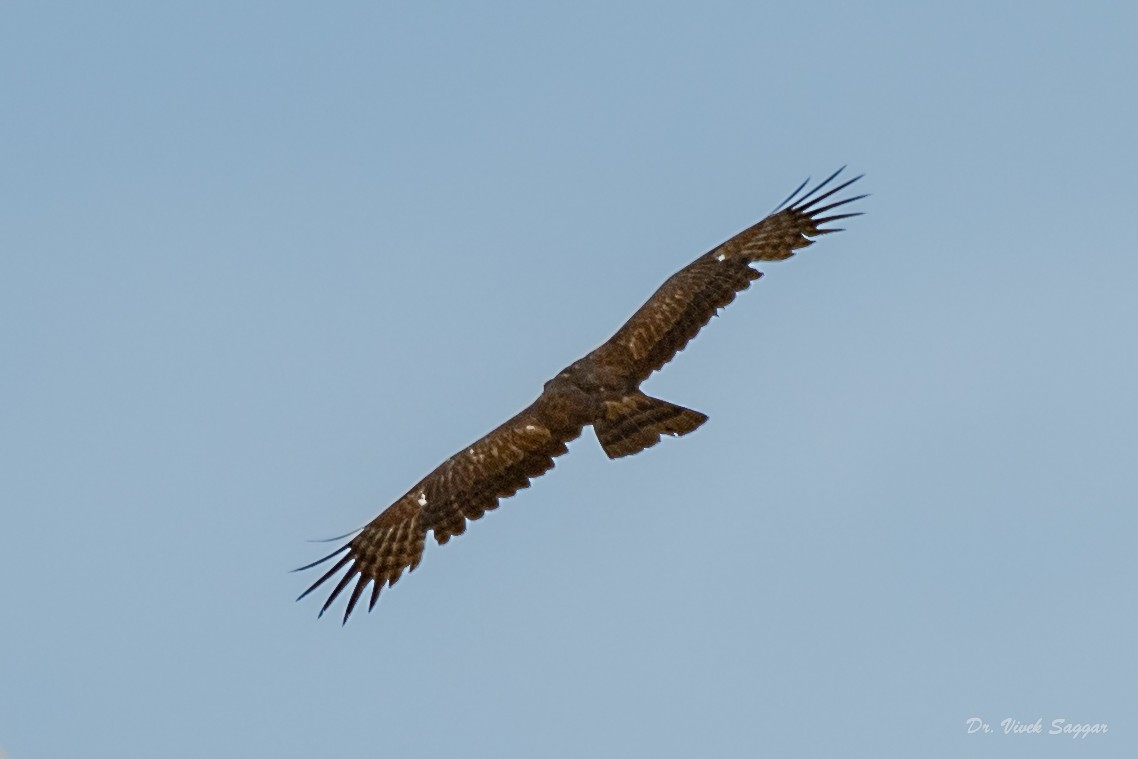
[2,3,1135,758]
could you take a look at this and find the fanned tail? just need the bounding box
[594,392,708,459]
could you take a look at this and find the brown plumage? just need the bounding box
[297,168,866,622]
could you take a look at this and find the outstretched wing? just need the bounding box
[603,168,865,384]
[296,401,584,623]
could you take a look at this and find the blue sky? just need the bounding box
[2,3,1135,757]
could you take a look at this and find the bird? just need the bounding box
[297,167,866,622]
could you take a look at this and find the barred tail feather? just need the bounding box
[594,393,708,459]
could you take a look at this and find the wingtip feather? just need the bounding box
[815,212,864,225]
[296,552,353,603]
[318,568,358,619]
[794,173,863,214]
[292,543,351,573]
[773,176,811,213]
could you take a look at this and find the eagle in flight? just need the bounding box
[298,168,866,622]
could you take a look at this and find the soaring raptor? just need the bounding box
[298,168,865,622]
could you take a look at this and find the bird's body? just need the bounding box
[298,168,866,622]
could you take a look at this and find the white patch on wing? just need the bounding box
[716,252,727,262]
[417,492,428,507]
[525,424,537,431]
